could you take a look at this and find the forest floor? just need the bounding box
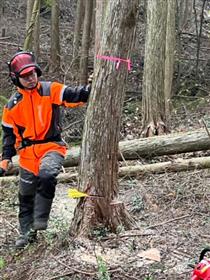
[1,96,210,280]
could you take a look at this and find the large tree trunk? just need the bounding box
[71,0,138,237]
[142,0,167,136]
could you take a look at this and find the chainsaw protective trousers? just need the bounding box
[18,151,64,234]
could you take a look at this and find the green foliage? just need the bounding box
[0,256,5,270]
[42,0,52,7]
[43,217,69,246]
[92,226,109,239]
[131,194,144,213]
[96,256,110,280]
[144,276,155,280]
[116,224,125,234]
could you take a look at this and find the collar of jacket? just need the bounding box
[17,82,41,95]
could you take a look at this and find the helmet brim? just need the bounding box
[19,66,36,76]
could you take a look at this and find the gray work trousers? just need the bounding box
[18,152,64,234]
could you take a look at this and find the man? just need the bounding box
[0,51,91,248]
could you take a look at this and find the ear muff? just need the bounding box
[35,65,42,77]
[9,72,19,87]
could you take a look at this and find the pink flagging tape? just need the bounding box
[96,55,131,71]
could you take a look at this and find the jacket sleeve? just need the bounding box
[50,82,90,107]
[1,107,16,160]
[62,85,90,103]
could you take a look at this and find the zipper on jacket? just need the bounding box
[29,93,39,159]
[29,93,38,139]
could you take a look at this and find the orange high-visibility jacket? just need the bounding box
[1,81,89,175]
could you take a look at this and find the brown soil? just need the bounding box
[1,164,210,280]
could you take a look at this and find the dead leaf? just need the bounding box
[138,248,161,262]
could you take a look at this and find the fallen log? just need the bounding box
[119,156,210,177]
[4,129,210,175]
[2,155,210,185]
[64,129,210,164]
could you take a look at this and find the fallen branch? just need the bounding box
[2,155,210,184]
[119,156,210,177]
[146,214,191,229]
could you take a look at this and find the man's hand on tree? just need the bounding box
[86,73,93,92]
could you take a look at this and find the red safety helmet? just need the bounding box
[8,51,42,87]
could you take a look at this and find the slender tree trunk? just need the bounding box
[141,0,167,137]
[195,0,207,77]
[26,0,34,30]
[50,0,60,72]
[164,0,176,118]
[33,0,40,57]
[72,0,85,70]
[0,1,6,37]
[179,0,193,31]
[24,0,40,51]
[71,0,139,237]
[79,0,93,84]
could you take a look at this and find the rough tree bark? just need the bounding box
[70,0,139,237]
[94,0,107,68]
[141,0,167,136]
[178,0,193,31]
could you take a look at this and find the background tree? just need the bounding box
[141,0,167,137]
[70,0,138,237]
[24,0,40,51]
[79,0,93,84]
[72,0,85,71]
[164,0,176,118]
[33,0,40,57]
[178,0,193,31]
[26,0,34,50]
[50,0,60,72]
[0,1,6,37]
